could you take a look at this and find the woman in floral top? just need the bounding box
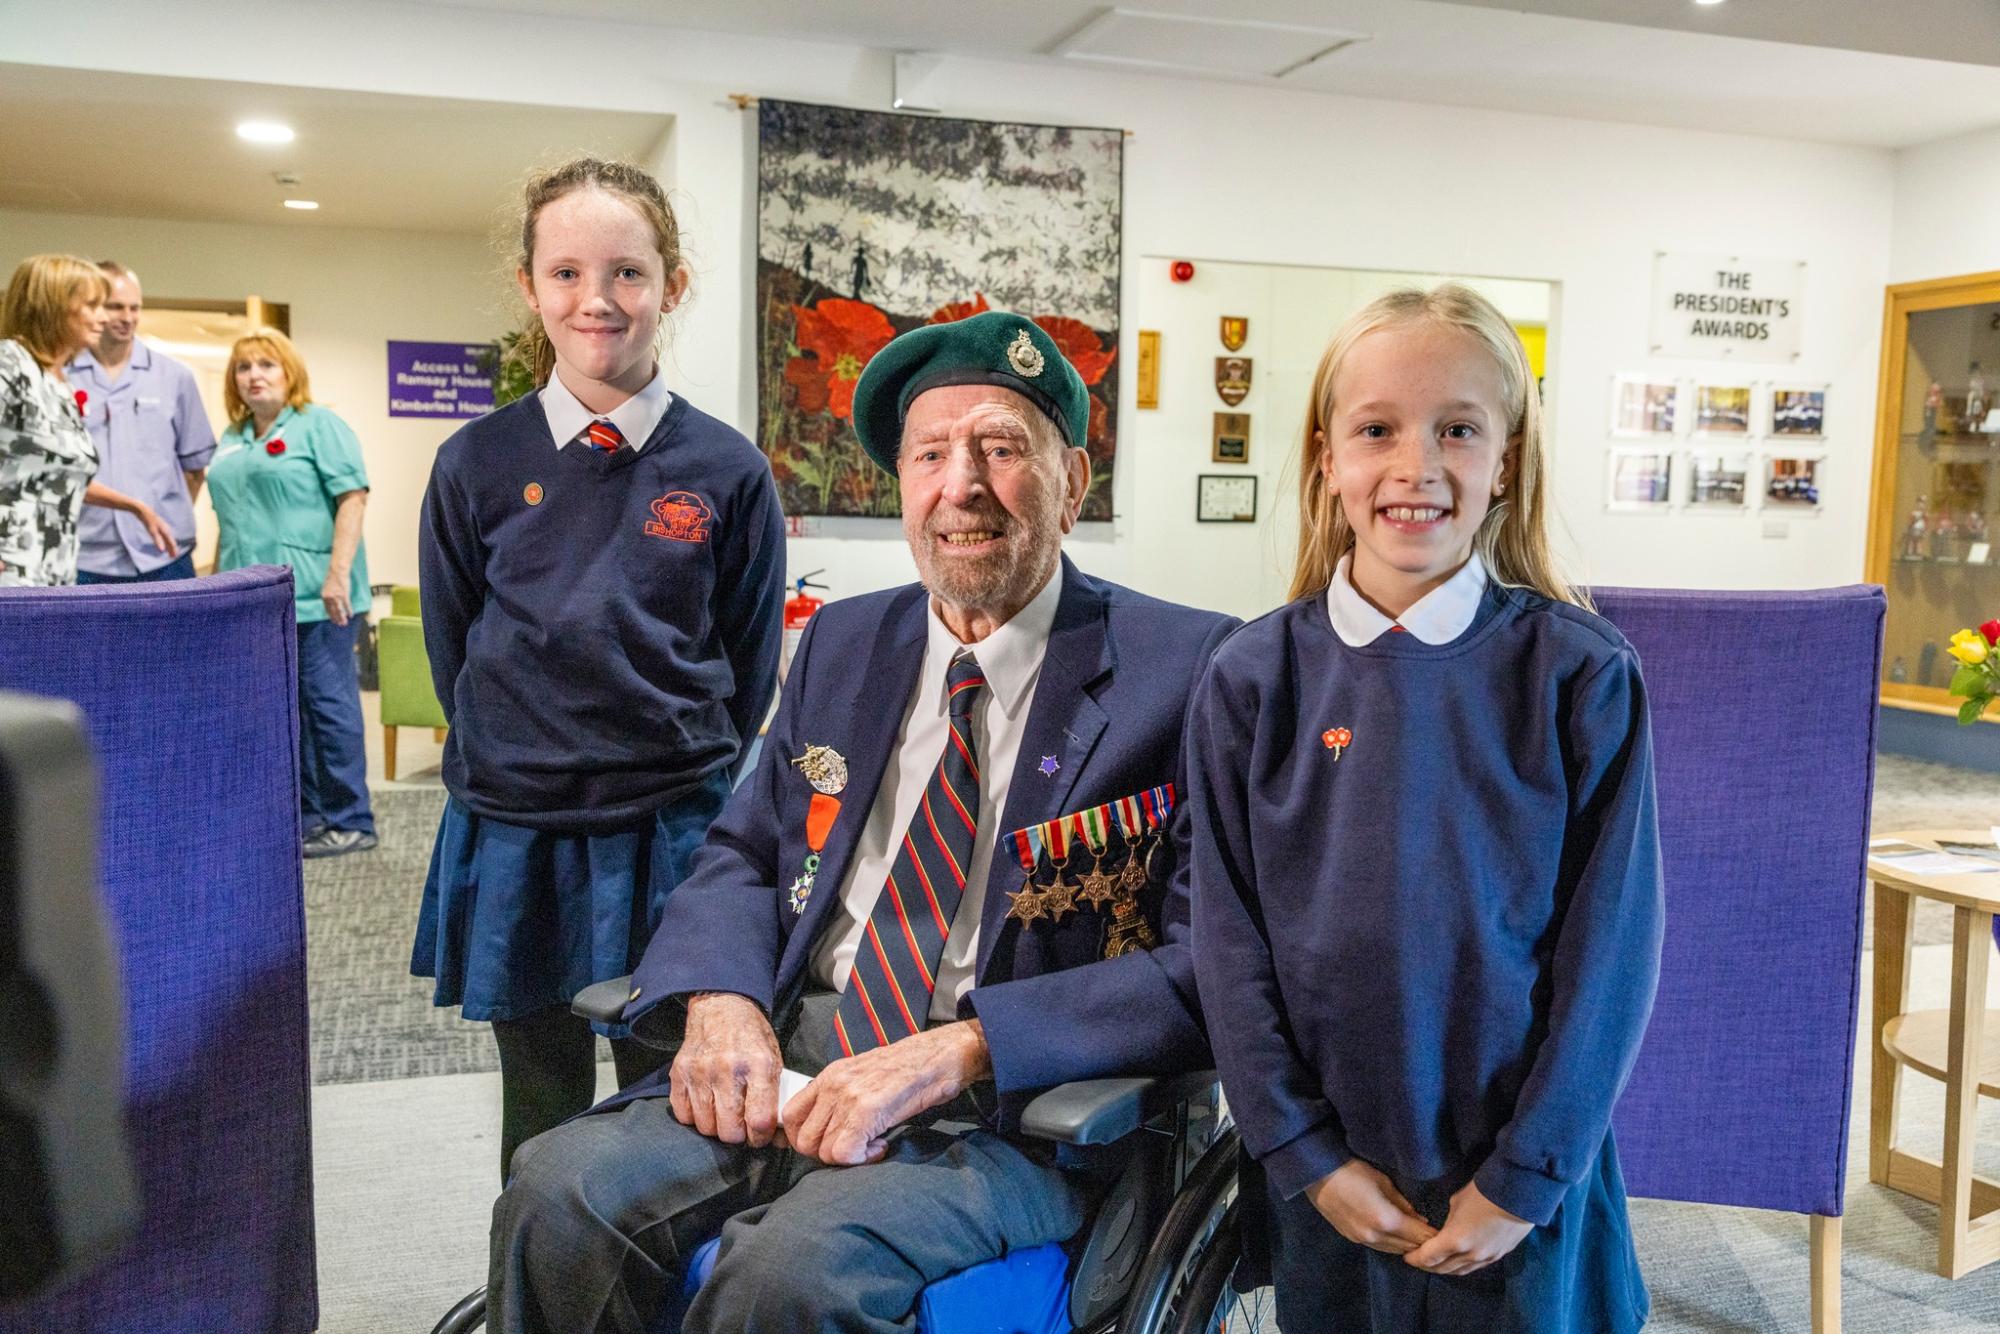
[0,253,178,586]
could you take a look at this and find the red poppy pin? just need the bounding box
[266,438,286,456]
[1322,726,1352,760]
[72,389,88,414]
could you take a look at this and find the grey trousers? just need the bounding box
[489,1045,1093,1333]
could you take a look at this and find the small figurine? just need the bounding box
[1932,510,1957,561]
[1968,511,1989,545]
[1902,496,1929,560]
[1969,363,1990,432]
[1926,381,1944,432]
[1889,656,1908,685]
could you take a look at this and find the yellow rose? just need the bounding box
[1949,628,1988,665]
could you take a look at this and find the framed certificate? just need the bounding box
[1197,474,1257,523]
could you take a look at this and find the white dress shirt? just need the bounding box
[540,362,674,452]
[811,563,1064,1020]
[1325,551,1489,647]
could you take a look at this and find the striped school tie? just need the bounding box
[585,419,624,452]
[832,653,986,1059]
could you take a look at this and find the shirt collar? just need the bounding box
[66,342,152,384]
[921,561,1064,720]
[230,404,297,444]
[1325,551,1488,647]
[541,364,674,453]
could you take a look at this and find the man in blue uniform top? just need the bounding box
[489,311,1237,1334]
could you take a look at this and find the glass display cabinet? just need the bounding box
[1868,272,2000,716]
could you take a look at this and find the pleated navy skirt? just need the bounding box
[410,770,732,1031]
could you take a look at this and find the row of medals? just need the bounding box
[1009,832,1163,958]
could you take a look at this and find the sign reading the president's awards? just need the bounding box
[387,341,496,419]
[1649,253,1804,361]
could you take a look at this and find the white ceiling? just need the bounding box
[409,0,2000,149]
[0,64,670,233]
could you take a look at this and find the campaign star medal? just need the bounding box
[1322,726,1352,760]
[1215,356,1252,407]
[1072,806,1120,911]
[1219,316,1248,352]
[787,746,847,914]
[1005,817,1065,925]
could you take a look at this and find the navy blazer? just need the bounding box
[612,555,1237,1130]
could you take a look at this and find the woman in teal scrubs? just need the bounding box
[208,327,377,858]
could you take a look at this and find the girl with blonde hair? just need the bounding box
[0,253,178,585]
[1188,283,1662,1332]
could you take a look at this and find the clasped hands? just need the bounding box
[668,991,991,1165]
[1306,1158,1531,1276]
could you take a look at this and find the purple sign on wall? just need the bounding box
[387,341,496,419]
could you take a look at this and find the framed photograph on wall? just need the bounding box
[1693,382,1755,437]
[1610,375,1679,437]
[1769,383,1827,441]
[1686,449,1750,510]
[1764,455,1823,511]
[1607,449,1674,511]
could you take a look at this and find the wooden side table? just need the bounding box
[1868,829,2000,1279]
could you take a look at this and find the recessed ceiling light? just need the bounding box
[236,120,295,145]
[1694,0,1727,6]
[283,200,319,211]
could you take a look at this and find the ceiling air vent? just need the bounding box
[1051,7,1369,80]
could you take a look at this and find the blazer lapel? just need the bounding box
[977,557,1112,977]
[790,586,928,944]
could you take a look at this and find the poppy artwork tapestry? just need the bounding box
[757,99,1124,519]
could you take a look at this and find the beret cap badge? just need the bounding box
[1006,328,1046,379]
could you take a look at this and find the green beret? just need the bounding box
[851,310,1089,475]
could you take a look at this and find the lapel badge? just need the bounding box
[1322,726,1352,760]
[523,482,544,506]
[791,744,848,795]
[1037,754,1060,778]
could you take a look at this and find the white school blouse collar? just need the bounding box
[1325,551,1488,647]
[541,363,674,452]
[920,561,1063,721]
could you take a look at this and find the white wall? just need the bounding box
[0,208,499,585]
[1889,124,2000,283]
[6,0,1902,611]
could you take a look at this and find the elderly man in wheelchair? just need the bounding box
[447,314,1250,1334]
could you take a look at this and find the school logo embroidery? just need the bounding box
[644,490,713,543]
[1322,726,1352,760]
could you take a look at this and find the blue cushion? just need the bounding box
[674,1237,1073,1334]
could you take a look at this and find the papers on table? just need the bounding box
[1869,837,2000,876]
[779,1068,814,1107]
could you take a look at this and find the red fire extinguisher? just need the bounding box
[781,570,828,683]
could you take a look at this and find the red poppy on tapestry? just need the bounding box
[784,298,896,422]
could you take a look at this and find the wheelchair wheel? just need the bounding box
[1117,1128,1255,1334]
[431,1284,486,1334]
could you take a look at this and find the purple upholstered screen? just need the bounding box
[0,568,317,1332]
[1599,585,1884,1219]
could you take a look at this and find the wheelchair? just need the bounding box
[433,976,1263,1334]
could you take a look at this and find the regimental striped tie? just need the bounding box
[585,419,624,452]
[832,653,987,1060]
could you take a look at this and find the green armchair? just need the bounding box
[378,584,445,781]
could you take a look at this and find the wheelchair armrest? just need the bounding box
[1017,1070,1218,1146]
[572,975,636,1026]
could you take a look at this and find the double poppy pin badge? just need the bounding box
[1322,726,1352,761]
[266,437,286,456]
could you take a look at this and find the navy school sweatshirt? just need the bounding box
[419,391,785,834]
[1187,582,1664,1227]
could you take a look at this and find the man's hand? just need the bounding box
[1403,1180,1531,1276]
[1305,1159,1438,1256]
[669,992,785,1148]
[782,1019,992,1166]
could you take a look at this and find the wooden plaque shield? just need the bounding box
[1215,357,1252,406]
[1220,316,1248,351]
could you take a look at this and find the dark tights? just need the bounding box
[491,1003,672,1182]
